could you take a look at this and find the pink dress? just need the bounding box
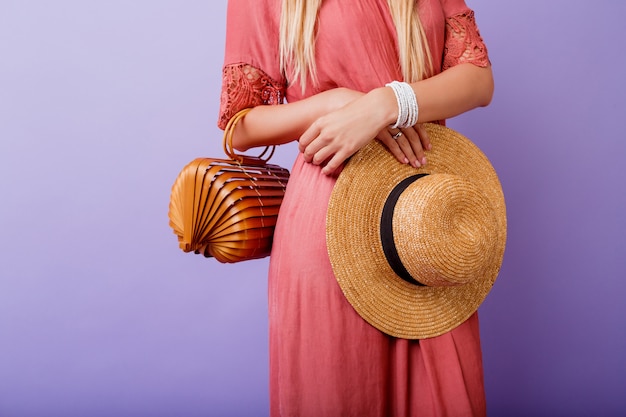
[219,1,491,416]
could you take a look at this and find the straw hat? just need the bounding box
[326,123,506,339]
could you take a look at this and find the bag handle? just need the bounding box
[223,108,276,163]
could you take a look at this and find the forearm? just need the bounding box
[376,63,494,126]
[296,63,494,174]
[230,90,350,152]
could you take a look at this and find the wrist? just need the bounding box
[385,81,419,129]
[368,86,400,127]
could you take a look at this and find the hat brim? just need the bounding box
[326,123,506,339]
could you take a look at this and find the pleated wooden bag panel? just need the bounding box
[168,108,290,263]
[169,156,289,263]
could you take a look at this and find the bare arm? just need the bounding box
[230,88,364,152]
[409,63,493,123]
[229,62,492,173]
[299,63,494,174]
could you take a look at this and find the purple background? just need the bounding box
[1,0,624,416]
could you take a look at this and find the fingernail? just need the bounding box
[421,157,427,165]
[413,160,421,168]
[403,158,409,164]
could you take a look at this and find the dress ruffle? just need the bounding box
[218,63,286,130]
[443,11,490,70]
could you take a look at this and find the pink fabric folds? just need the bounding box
[219,0,492,415]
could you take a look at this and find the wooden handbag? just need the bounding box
[168,108,290,263]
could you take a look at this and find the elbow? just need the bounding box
[233,144,250,153]
[477,66,494,107]
[480,78,494,107]
[230,119,253,152]
[231,136,251,153]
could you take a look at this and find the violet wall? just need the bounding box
[1,0,624,416]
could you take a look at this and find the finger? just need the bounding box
[409,125,429,166]
[402,126,429,167]
[298,121,320,154]
[310,143,336,166]
[301,141,318,163]
[321,149,350,176]
[300,128,322,163]
[415,123,432,152]
[396,128,422,168]
[390,130,403,141]
[377,131,409,165]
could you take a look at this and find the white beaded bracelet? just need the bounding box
[385,81,419,129]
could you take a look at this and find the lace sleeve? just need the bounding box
[442,11,490,71]
[217,63,286,130]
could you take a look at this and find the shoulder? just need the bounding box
[439,0,472,16]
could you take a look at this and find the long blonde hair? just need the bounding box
[279,0,433,88]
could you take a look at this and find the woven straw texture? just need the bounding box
[326,123,506,339]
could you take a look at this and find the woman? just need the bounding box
[218,0,493,415]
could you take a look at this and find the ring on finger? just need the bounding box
[391,131,403,140]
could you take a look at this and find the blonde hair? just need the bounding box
[279,0,433,89]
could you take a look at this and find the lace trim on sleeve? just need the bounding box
[442,11,490,71]
[218,63,286,130]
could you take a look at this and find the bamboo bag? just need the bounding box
[168,108,290,263]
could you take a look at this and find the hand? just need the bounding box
[299,87,431,174]
[377,124,431,168]
[299,87,396,175]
